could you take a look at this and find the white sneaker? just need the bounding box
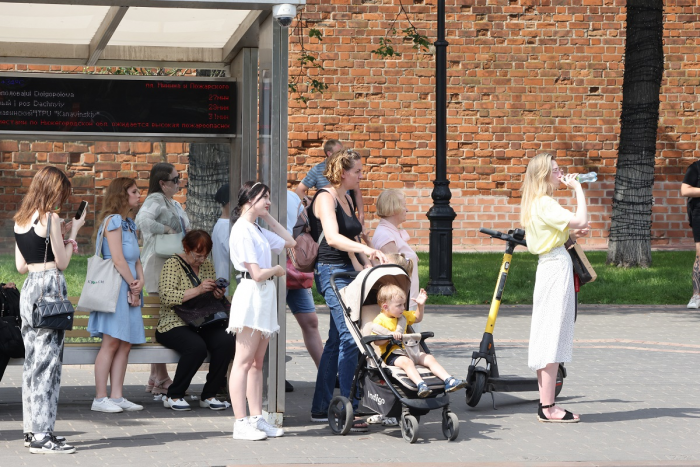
[687,296,700,309]
[91,398,123,413]
[163,397,191,411]
[233,419,267,441]
[110,398,143,412]
[199,397,230,411]
[251,416,284,438]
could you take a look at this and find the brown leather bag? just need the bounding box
[288,196,325,273]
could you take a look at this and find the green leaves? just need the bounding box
[370,5,431,59]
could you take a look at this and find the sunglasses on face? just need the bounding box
[167,176,180,184]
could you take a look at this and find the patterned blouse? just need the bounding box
[157,256,216,333]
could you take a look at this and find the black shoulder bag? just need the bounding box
[32,214,75,331]
[0,284,24,358]
[171,255,230,329]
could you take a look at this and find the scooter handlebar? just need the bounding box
[478,228,527,246]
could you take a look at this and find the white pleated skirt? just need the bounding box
[226,278,279,338]
[528,245,576,371]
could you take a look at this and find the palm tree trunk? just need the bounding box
[607,0,664,268]
[185,143,230,232]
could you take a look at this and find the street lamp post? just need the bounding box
[426,0,456,296]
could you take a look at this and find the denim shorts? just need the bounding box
[286,288,316,314]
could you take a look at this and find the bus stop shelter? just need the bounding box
[0,0,302,423]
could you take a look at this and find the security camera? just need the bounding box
[272,4,296,27]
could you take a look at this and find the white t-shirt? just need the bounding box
[211,218,231,283]
[229,218,285,272]
[287,190,303,235]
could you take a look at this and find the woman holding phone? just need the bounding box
[87,178,146,414]
[14,166,86,453]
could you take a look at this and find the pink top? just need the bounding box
[372,219,420,310]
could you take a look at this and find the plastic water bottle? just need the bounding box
[577,172,597,183]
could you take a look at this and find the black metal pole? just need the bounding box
[426,0,456,295]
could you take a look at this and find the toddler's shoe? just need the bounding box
[444,376,468,393]
[416,381,431,398]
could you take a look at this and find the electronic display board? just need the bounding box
[0,74,236,138]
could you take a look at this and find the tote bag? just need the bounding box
[76,216,122,313]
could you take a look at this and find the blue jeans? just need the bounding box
[310,262,358,414]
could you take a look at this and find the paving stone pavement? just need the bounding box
[2,304,700,466]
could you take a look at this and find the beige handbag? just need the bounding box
[154,232,184,258]
[76,216,122,313]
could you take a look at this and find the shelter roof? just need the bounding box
[0,0,304,68]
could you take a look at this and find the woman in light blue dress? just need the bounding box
[87,178,146,413]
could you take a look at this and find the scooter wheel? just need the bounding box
[328,396,353,435]
[401,414,419,443]
[466,371,486,407]
[555,366,565,397]
[441,411,459,441]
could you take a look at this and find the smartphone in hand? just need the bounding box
[215,277,230,289]
[75,201,88,219]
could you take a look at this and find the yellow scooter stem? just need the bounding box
[484,252,513,334]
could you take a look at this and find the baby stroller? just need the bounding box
[327,264,460,443]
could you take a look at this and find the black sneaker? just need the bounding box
[24,433,66,448]
[29,435,76,454]
[310,412,328,422]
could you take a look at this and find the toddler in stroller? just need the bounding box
[327,264,462,443]
[371,285,467,398]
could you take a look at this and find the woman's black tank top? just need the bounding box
[309,189,363,265]
[15,217,55,264]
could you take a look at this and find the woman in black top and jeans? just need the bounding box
[308,149,386,427]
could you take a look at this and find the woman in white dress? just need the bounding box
[227,182,295,441]
[520,153,588,423]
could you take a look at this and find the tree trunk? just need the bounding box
[184,69,230,233]
[185,143,230,232]
[607,0,664,268]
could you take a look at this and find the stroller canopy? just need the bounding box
[339,265,412,322]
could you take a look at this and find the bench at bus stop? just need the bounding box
[8,295,209,366]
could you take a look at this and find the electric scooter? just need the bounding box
[465,227,567,409]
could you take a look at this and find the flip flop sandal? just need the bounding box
[350,418,369,432]
[537,403,580,423]
[151,377,173,395]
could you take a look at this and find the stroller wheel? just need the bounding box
[441,411,459,441]
[328,396,353,436]
[400,414,419,444]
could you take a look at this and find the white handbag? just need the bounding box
[154,232,184,258]
[76,216,122,313]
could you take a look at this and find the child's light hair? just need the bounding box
[386,252,413,276]
[377,283,407,308]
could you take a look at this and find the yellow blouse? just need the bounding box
[525,196,574,255]
[157,256,216,333]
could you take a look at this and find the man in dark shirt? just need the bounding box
[681,162,700,308]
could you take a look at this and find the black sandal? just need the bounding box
[537,403,580,423]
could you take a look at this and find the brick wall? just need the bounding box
[1,1,698,253]
[287,0,700,251]
[0,139,189,253]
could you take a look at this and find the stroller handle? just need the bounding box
[479,228,527,247]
